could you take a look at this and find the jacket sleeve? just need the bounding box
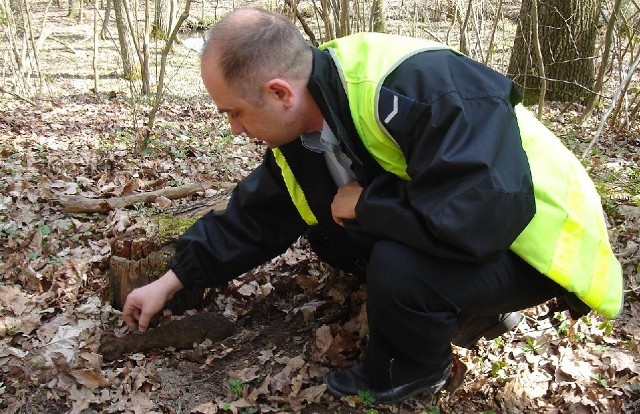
[355,51,535,262]
[170,150,308,289]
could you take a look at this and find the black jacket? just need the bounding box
[170,47,534,289]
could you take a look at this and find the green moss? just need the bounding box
[157,216,198,244]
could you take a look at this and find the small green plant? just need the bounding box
[599,319,614,335]
[555,310,571,336]
[36,143,47,159]
[491,336,505,348]
[357,390,376,408]
[592,373,608,388]
[37,222,52,236]
[169,178,184,187]
[27,172,41,183]
[423,405,441,414]
[132,202,158,214]
[47,255,63,265]
[27,252,39,261]
[491,360,507,378]
[523,336,543,355]
[170,146,189,159]
[0,220,17,236]
[133,202,146,212]
[228,378,245,399]
[218,127,233,142]
[1,165,15,176]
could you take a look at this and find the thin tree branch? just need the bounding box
[284,0,318,46]
[144,0,192,138]
[582,48,640,159]
[531,0,546,119]
[0,85,37,105]
[580,0,623,123]
[484,0,503,65]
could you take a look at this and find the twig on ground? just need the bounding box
[0,85,37,106]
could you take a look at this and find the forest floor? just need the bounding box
[1,1,640,413]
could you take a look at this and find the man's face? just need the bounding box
[201,60,302,148]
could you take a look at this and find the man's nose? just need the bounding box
[229,119,245,135]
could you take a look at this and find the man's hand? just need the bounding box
[331,180,363,226]
[122,270,184,332]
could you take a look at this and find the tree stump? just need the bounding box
[108,189,232,315]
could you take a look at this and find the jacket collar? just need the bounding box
[307,47,383,185]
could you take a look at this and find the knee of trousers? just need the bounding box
[367,240,409,299]
[366,239,456,313]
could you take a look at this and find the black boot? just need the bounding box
[325,362,452,404]
[451,311,523,348]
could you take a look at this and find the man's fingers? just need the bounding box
[122,308,134,328]
[122,299,142,331]
[137,310,153,333]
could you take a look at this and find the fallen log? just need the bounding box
[99,312,237,361]
[57,180,234,213]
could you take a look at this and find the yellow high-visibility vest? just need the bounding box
[272,147,318,226]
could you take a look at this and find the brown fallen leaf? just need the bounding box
[70,367,110,389]
[444,353,468,394]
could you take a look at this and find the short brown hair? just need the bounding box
[202,7,312,104]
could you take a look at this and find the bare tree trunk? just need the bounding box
[7,0,25,72]
[581,0,624,122]
[284,0,318,46]
[531,0,546,118]
[5,0,48,93]
[141,0,150,94]
[582,49,640,158]
[93,0,99,93]
[100,0,111,40]
[484,0,503,65]
[458,0,473,55]
[67,0,82,21]
[113,0,140,81]
[143,0,192,148]
[317,0,334,42]
[338,0,349,37]
[151,0,176,40]
[8,0,23,30]
[508,0,602,104]
[370,0,386,33]
[609,46,640,129]
[119,0,152,94]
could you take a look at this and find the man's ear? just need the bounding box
[264,79,295,108]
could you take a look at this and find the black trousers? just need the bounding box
[307,229,566,389]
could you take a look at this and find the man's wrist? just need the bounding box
[157,270,184,299]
